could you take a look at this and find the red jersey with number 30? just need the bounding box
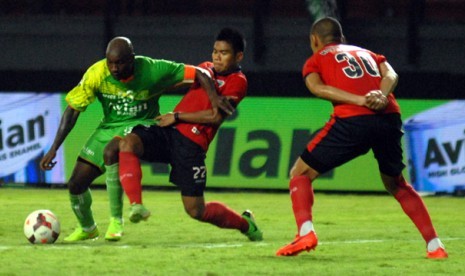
[174,62,247,151]
[303,43,400,118]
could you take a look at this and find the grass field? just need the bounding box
[0,187,463,275]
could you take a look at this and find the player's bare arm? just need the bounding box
[194,68,235,116]
[378,61,399,97]
[156,107,227,127]
[364,62,398,111]
[40,106,81,170]
[305,73,365,106]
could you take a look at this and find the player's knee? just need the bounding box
[186,209,202,220]
[382,173,410,194]
[184,206,204,220]
[103,143,119,165]
[289,166,318,180]
[68,180,87,195]
[119,134,138,153]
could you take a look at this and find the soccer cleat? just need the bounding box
[241,210,263,241]
[129,204,151,223]
[105,217,124,241]
[64,226,99,242]
[276,231,318,256]
[427,247,448,259]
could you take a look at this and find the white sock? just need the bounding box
[299,221,314,237]
[427,237,444,251]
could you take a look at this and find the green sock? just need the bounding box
[105,163,123,219]
[69,189,95,229]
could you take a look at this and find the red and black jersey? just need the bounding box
[174,61,247,151]
[303,43,400,118]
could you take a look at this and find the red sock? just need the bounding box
[119,151,142,205]
[201,201,249,233]
[394,176,437,243]
[289,175,314,233]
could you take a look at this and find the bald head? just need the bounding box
[106,37,135,80]
[311,17,344,45]
[106,36,134,58]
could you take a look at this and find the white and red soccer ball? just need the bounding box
[24,210,60,244]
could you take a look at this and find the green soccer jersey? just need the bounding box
[66,56,195,128]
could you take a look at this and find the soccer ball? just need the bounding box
[24,210,60,244]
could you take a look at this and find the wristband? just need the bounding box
[174,112,180,122]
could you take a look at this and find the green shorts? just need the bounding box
[78,121,154,172]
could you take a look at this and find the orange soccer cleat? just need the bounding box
[276,231,318,256]
[427,247,448,259]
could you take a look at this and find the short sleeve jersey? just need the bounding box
[66,56,196,127]
[302,43,400,118]
[174,62,247,151]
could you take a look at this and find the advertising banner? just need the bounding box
[404,100,465,193]
[63,96,447,192]
[0,92,451,192]
[0,93,65,184]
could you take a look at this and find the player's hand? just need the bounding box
[365,90,388,111]
[155,113,176,127]
[40,151,57,171]
[216,95,236,116]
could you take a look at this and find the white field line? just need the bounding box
[0,237,463,251]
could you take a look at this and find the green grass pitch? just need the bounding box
[0,187,463,275]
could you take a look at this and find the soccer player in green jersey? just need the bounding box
[40,36,233,242]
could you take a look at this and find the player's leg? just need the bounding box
[181,195,263,241]
[289,158,319,236]
[65,159,102,242]
[276,157,319,256]
[278,117,361,256]
[374,113,447,258]
[118,133,151,223]
[103,137,124,241]
[382,173,448,259]
[172,128,262,241]
[277,116,371,256]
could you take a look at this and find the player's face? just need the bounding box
[106,53,134,81]
[212,41,243,73]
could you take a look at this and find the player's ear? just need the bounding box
[235,51,244,63]
[310,34,319,52]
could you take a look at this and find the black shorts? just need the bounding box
[301,113,405,176]
[131,125,207,197]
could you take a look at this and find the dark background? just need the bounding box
[1,0,464,99]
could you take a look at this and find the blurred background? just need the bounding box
[1,1,464,192]
[1,0,464,98]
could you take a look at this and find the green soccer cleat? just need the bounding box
[105,217,124,241]
[129,204,151,223]
[64,226,99,242]
[241,210,263,241]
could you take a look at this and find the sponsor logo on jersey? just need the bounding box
[216,79,225,88]
[106,89,150,117]
[191,127,200,135]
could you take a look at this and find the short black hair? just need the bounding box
[311,17,344,44]
[216,27,246,54]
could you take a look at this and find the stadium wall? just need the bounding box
[1,15,465,75]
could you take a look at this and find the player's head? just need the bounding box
[310,17,345,53]
[106,36,135,81]
[212,27,246,74]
